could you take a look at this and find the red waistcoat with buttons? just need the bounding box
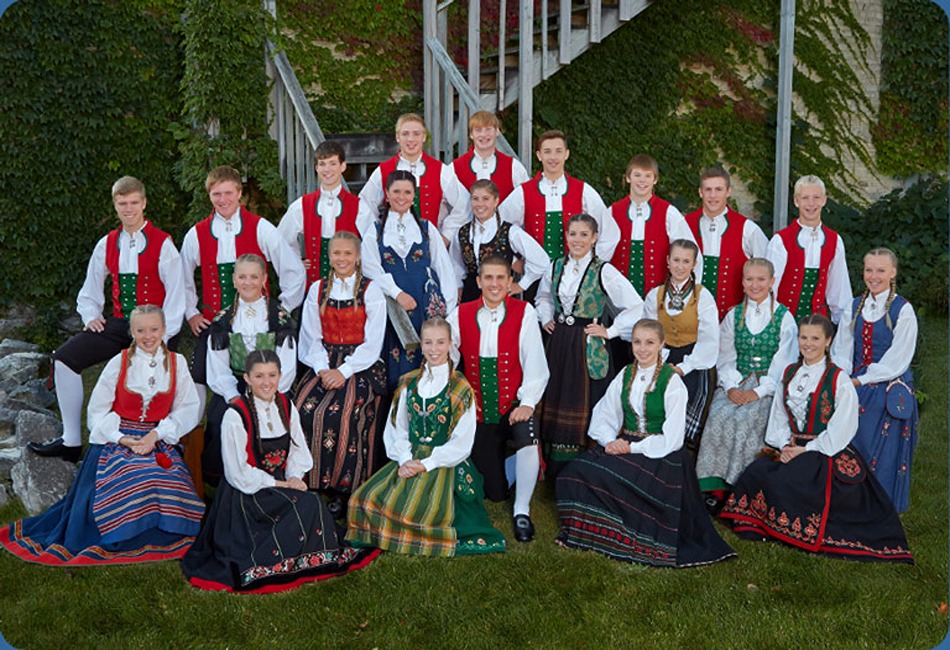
[686,206,750,320]
[105,221,170,318]
[195,210,269,320]
[457,297,526,423]
[113,349,177,423]
[300,189,361,290]
[775,221,838,318]
[521,173,584,252]
[378,153,445,229]
[453,148,516,200]
[610,195,671,294]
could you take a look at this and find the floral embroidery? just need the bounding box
[262,448,288,472]
[383,251,395,266]
[819,391,833,424]
[835,453,862,478]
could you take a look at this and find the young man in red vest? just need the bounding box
[180,166,305,414]
[359,113,471,243]
[608,154,700,298]
[685,167,768,320]
[498,130,618,264]
[452,111,530,202]
[766,175,852,323]
[447,256,549,542]
[30,177,186,461]
[277,140,379,292]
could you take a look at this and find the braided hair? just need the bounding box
[243,349,294,459]
[853,247,899,331]
[630,318,666,394]
[419,316,453,380]
[797,313,835,365]
[128,304,169,372]
[320,231,363,315]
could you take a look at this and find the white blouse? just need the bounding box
[587,364,688,459]
[447,300,550,409]
[535,251,643,341]
[360,213,459,314]
[643,281,719,375]
[764,358,859,456]
[830,292,917,384]
[448,216,550,291]
[205,297,297,402]
[717,299,799,397]
[298,275,386,378]
[383,363,477,472]
[87,347,200,445]
[221,396,313,495]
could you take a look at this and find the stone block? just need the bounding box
[0,352,50,385]
[11,411,75,514]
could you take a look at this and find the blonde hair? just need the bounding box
[127,304,169,371]
[630,318,666,393]
[112,176,146,199]
[419,316,452,378]
[205,166,242,193]
[793,174,826,198]
[738,257,777,325]
[395,113,426,134]
[469,110,501,132]
[320,231,363,315]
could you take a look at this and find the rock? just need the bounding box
[0,352,50,384]
[0,483,8,509]
[0,408,16,440]
[0,339,40,360]
[0,397,57,420]
[8,379,55,409]
[11,411,75,514]
[59,313,83,335]
[0,446,20,481]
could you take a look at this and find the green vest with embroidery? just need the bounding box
[734,302,788,377]
[620,363,675,434]
[553,256,609,380]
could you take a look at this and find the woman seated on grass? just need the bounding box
[182,350,379,593]
[695,258,797,513]
[719,314,913,563]
[346,317,505,557]
[204,253,297,486]
[556,318,736,567]
[0,305,204,565]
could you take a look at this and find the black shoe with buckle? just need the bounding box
[27,437,82,462]
[512,514,535,543]
[326,495,346,519]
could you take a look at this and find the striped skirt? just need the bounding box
[346,459,505,557]
[666,343,711,449]
[556,441,736,567]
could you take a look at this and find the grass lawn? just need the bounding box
[0,318,947,650]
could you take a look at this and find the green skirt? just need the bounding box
[346,459,506,557]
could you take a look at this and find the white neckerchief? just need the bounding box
[861,290,891,322]
[742,296,774,335]
[786,357,828,428]
[417,361,450,398]
[252,394,288,439]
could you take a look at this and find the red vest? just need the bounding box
[378,153,445,229]
[318,277,370,346]
[686,207,750,320]
[300,188,362,290]
[457,297,526,423]
[113,349,177,423]
[775,221,838,319]
[195,210,268,320]
[610,195,671,294]
[453,148,516,200]
[521,173,585,254]
[104,221,170,318]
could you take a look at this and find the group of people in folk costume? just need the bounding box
[1,109,918,593]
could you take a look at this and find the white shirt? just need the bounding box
[643,281,719,375]
[587,363,689,458]
[498,175,619,261]
[359,155,472,241]
[180,208,307,318]
[360,212,459,314]
[276,186,382,282]
[697,210,769,259]
[717,300,799,397]
[535,252,643,341]
[764,358,859,456]
[448,215,550,291]
[205,297,297,402]
[383,363,477,472]
[87,348,200,445]
[831,293,917,384]
[298,276,386,378]
[221,397,312,495]
[766,219,853,323]
[610,197,703,282]
[77,223,186,339]
[447,300,549,409]
[459,150,531,189]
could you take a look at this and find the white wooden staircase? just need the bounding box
[423,0,654,164]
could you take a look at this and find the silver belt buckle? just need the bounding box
[565,315,575,326]
[557,313,565,324]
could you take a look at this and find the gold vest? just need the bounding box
[656,283,701,347]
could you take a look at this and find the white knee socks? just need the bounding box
[512,446,540,518]
[54,363,84,447]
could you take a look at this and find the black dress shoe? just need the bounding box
[326,496,346,519]
[27,437,82,462]
[513,514,535,543]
